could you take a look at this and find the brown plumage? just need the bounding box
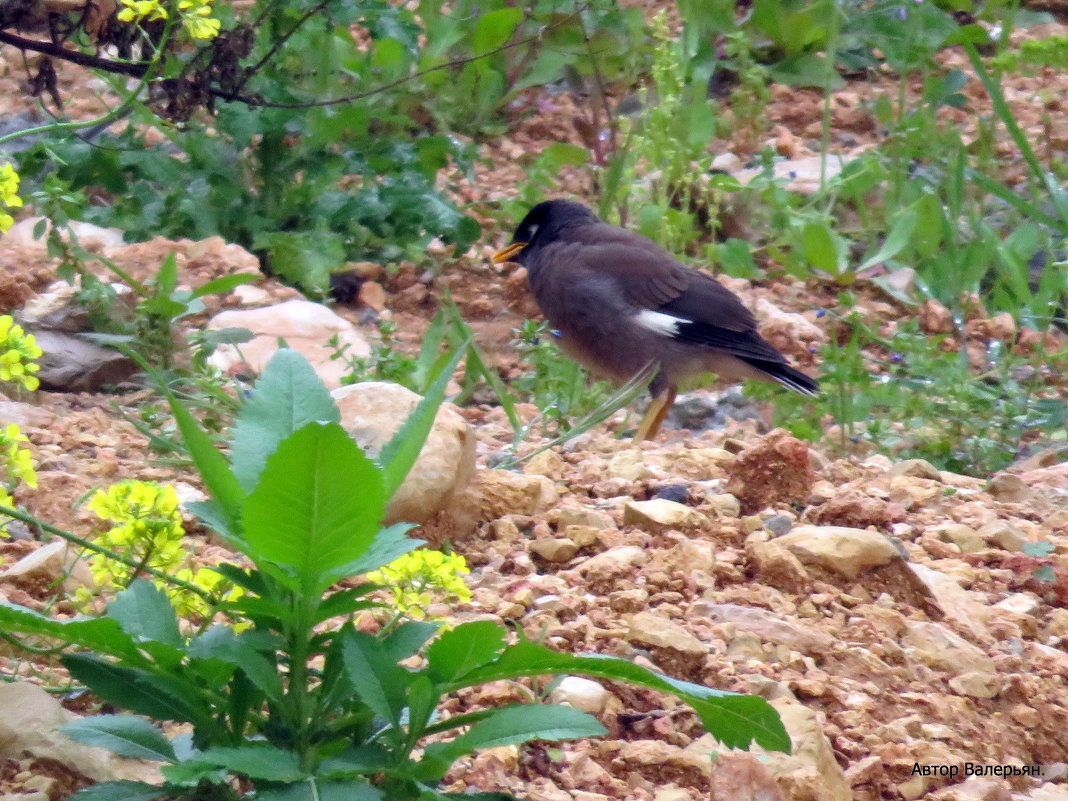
[494,199,818,440]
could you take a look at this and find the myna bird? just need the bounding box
[494,199,819,440]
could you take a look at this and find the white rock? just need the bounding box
[4,217,125,252]
[549,676,609,715]
[0,541,93,592]
[207,299,371,389]
[0,682,162,783]
[776,525,901,580]
[332,382,475,525]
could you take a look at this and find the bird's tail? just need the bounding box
[742,358,820,397]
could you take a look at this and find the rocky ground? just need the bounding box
[3,8,1068,801]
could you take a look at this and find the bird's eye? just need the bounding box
[527,223,539,239]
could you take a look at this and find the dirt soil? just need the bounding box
[3,7,1068,801]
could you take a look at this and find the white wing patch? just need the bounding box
[636,310,687,336]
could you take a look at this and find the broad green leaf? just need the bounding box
[195,744,305,782]
[256,779,383,801]
[322,522,421,585]
[156,251,178,294]
[473,8,522,56]
[68,781,171,801]
[190,273,258,299]
[450,642,790,752]
[426,621,506,683]
[62,655,206,727]
[340,629,410,735]
[107,580,182,648]
[857,208,917,271]
[317,745,392,778]
[381,620,441,662]
[510,48,576,93]
[187,626,284,704]
[540,142,589,169]
[242,421,386,593]
[229,348,341,493]
[406,674,438,742]
[253,231,346,298]
[314,585,380,624]
[449,703,603,752]
[196,327,255,348]
[159,761,228,787]
[770,52,843,90]
[0,602,144,663]
[184,500,244,547]
[421,705,603,781]
[801,220,844,274]
[377,339,468,499]
[909,193,944,258]
[166,392,244,532]
[60,715,176,763]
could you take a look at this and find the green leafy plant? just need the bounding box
[752,303,1068,475]
[0,348,788,800]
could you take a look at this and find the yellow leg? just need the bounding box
[632,386,677,442]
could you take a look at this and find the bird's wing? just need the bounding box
[566,228,792,364]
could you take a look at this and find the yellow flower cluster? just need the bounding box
[117,0,221,39]
[0,163,21,233]
[0,423,38,493]
[367,549,472,620]
[0,423,35,533]
[0,315,43,392]
[81,480,242,621]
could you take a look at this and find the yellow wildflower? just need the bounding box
[0,163,22,233]
[367,549,471,620]
[0,423,37,491]
[0,315,42,392]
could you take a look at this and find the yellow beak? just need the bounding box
[492,242,526,264]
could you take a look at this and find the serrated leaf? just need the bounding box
[340,629,409,735]
[448,641,789,752]
[62,655,206,726]
[426,621,506,683]
[421,705,603,782]
[190,273,258,299]
[106,580,182,648]
[60,715,176,763]
[322,522,421,586]
[317,745,392,778]
[0,602,144,663]
[195,744,305,781]
[473,8,522,56]
[186,626,284,704]
[381,620,440,662]
[229,349,340,493]
[242,421,386,593]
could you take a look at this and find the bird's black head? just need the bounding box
[493,199,599,266]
